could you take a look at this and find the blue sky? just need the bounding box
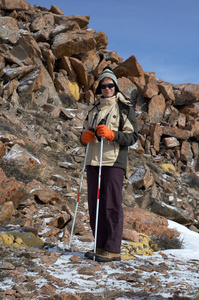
[27,0,199,85]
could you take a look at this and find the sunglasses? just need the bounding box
[101,83,115,89]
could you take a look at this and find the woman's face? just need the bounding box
[101,78,115,98]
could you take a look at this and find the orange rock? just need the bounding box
[0,177,28,208]
[123,207,180,239]
[0,0,29,10]
[148,94,166,123]
[0,142,5,158]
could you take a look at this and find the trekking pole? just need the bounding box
[68,142,89,250]
[93,136,103,261]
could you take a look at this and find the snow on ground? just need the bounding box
[43,221,199,298]
[1,220,199,298]
[166,220,199,259]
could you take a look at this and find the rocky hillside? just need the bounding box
[0,0,199,299]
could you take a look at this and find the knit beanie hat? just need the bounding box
[95,66,120,95]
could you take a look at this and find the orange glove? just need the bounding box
[95,125,115,141]
[81,130,95,144]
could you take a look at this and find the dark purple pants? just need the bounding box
[86,165,125,253]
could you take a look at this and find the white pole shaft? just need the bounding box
[68,143,89,250]
[93,137,103,260]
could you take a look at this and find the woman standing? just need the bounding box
[80,67,138,262]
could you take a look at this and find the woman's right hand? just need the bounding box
[81,130,95,144]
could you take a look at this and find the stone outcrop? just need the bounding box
[0,0,198,171]
[123,207,180,239]
[0,0,198,233]
[0,1,199,299]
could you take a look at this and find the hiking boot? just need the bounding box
[95,250,121,262]
[85,248,104,260]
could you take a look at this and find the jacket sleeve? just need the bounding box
[113,105,138,146]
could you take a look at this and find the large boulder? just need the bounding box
[51,30,95,58]
[114,55,145,80]
[0,168,28,216]
[0,0,29,11]
[0,17,20,44]
[123,207,180,239]
[173,83,199,105]
[3,144,53,181]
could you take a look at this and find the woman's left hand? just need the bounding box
[95,125,115,141]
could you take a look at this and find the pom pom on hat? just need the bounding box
[95,66,120,94]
